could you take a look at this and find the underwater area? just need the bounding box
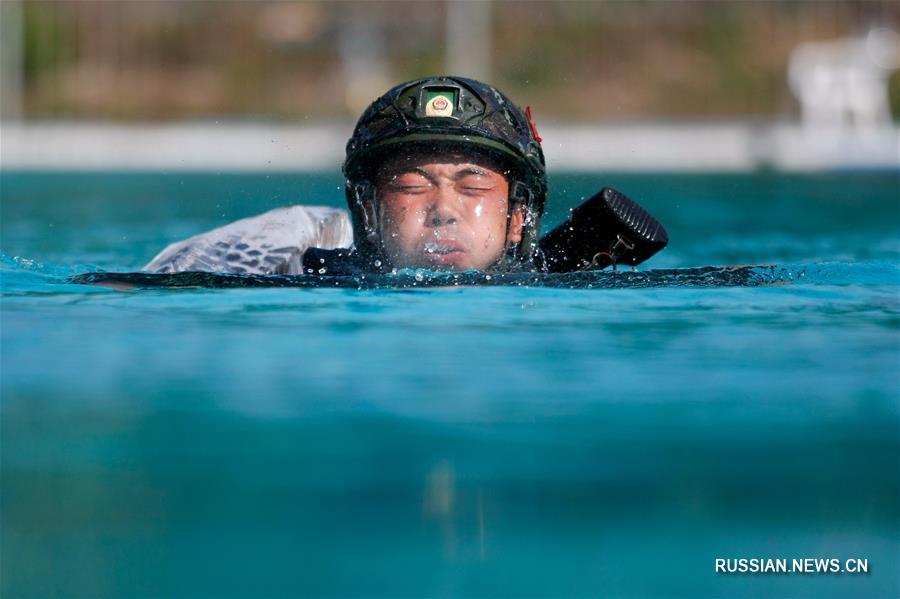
[1,170,898,598]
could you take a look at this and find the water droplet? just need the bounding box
[415,271,424,282]
[374,259,382,267]
[318,268,326,274]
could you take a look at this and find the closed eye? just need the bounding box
[387,183,431,194]
[458,185,494,195]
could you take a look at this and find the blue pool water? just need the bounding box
[1,171,898,598]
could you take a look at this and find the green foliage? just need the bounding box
[22,1,72,81]
[889,69,900,122]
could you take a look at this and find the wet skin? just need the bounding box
[375,154,524,271]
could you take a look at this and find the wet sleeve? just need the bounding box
[143,205,353,275]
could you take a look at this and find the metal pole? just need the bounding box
[0,0,24,120]
[446,0,492,82]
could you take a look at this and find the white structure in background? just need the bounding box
[789,27,899,128]
[782,27,900,169]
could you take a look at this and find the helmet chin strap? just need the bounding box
[353,182,380,246]
[356,181,397,268]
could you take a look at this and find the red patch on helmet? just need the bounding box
[525,106,542,144]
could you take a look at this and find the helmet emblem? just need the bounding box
[426,94,453,117]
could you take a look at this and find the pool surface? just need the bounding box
[2,171,898,598]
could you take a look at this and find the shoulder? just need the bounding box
[144,205,353,275]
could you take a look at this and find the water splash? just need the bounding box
[64,261,899,290]
[1,251,895,293]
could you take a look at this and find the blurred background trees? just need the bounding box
[1,0,898,122]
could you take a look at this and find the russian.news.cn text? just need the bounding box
[715,558,869,575]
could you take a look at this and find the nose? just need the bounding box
[426,185,462,227]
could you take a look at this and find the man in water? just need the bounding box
[323,75,547,275]
[145,76,664,276]
[145,76,548,275]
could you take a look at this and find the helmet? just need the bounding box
[343,76,547,267]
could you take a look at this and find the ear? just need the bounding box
[506,203,526,244]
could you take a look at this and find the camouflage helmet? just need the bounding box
[343,76,547,266]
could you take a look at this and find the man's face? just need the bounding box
[374,153,524,271]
